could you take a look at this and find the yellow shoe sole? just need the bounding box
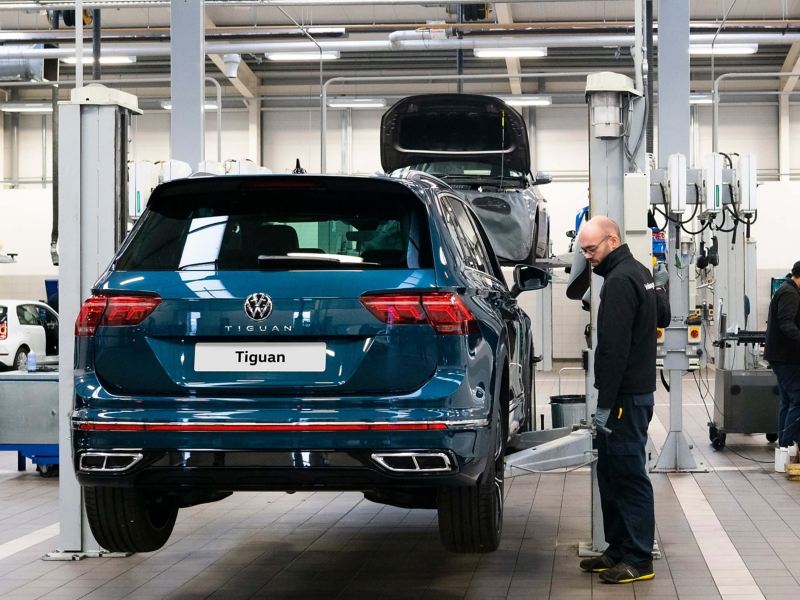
[607,572,655,583]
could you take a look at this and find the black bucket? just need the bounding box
[550,394,587,428]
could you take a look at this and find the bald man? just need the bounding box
[577,216,657,584]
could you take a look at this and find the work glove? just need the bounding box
[654,265,669,289]
[593,408,611,431]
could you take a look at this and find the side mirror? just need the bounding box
[532,171,552,186]
[511,264,550,297]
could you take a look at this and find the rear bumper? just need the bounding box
[71,366,495,493]
[74,445,489,492]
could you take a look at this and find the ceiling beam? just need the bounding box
[780,42,800,93]
[205,16,258,98]
[493,4,522,95]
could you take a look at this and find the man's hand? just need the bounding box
[593,408,611,431]
[654,265,669,289]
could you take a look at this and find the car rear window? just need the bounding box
[114,180,433,271]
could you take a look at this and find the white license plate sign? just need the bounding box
[194,343,327,372]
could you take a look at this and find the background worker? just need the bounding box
[576,216,658,584]
[765,261,800,469]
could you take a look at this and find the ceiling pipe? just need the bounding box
[2,20,799,43]
[2,31,800,61]
[0,0,599,8]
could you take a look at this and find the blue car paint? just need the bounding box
[72,174,532,496]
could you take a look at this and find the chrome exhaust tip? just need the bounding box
[79,452,144,473]
[371,452,453,473]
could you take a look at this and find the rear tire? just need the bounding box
[437,385,505,553]
[84,487,178,553]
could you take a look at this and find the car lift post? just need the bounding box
[44,86,141,560]
[651,0,704,473]
[507,69,649,557]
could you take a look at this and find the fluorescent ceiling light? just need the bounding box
[160,100,219,110]
[473,47,547,59]
[0,103,52,113]
[62,55,137,65]
[689,43,758,56]
[690,93,713,105]
[498,95,552,107]
[266,50,340,62]
[305,27,346,35]
[327,97,386,109]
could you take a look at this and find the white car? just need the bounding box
[0,299,59,370]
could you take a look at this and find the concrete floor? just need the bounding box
[0,365,797,599]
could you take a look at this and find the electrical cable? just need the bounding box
[624,95,647,171]
[658,183,700,226]
[714,204,736,233]
[651,206,669,233]
[660,369,670,392]
[724,446,774,465]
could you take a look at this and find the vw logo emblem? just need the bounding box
[243,293,273,321]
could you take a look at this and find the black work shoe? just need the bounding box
[599,561,654,583]
[579,554,617,573]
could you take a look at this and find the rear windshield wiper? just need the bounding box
[178,260,218,271]
[439,174,525,186]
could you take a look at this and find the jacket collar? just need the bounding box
[593,243,632,278]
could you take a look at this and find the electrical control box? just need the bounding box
[225,160,272,175]
[158,159,192,183]
[703,153,724,213]
[667,153,687,213]
[127,161,159,219]
[197,160,226,175]
[738,154,757,213]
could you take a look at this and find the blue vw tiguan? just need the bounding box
[72,172,547,554]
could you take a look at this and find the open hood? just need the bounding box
[380,94,531,175]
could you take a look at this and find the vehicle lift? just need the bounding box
[505,69,655,557]
[45,84,142,560]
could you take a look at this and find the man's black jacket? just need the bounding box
[593,244,658,410]
[765,277,800,364]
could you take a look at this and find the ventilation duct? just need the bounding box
[0,44,45,81]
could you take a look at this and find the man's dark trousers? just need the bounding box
[596,392,655,568]
[773,362,800,447]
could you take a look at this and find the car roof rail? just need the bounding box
[387,168,453,191]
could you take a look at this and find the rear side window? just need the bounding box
[114,182,433,271]
[440,196,493,274]
[17,305,42,326]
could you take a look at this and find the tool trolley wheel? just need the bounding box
[711,432,727,451]
[708,425,719,443]
[36,464,58,478]
[766,433,779,444]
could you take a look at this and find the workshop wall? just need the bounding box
[0,102,797,359]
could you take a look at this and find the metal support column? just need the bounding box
[170,0,204,168]
[582,70,645,554]
[47,86,141,560]
[246,98,261,165]
[652,0,702,472]
[779,95,790,182]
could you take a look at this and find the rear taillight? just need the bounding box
[0,321,6,341]
[75,295,161,336]
[360,292,477,335]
